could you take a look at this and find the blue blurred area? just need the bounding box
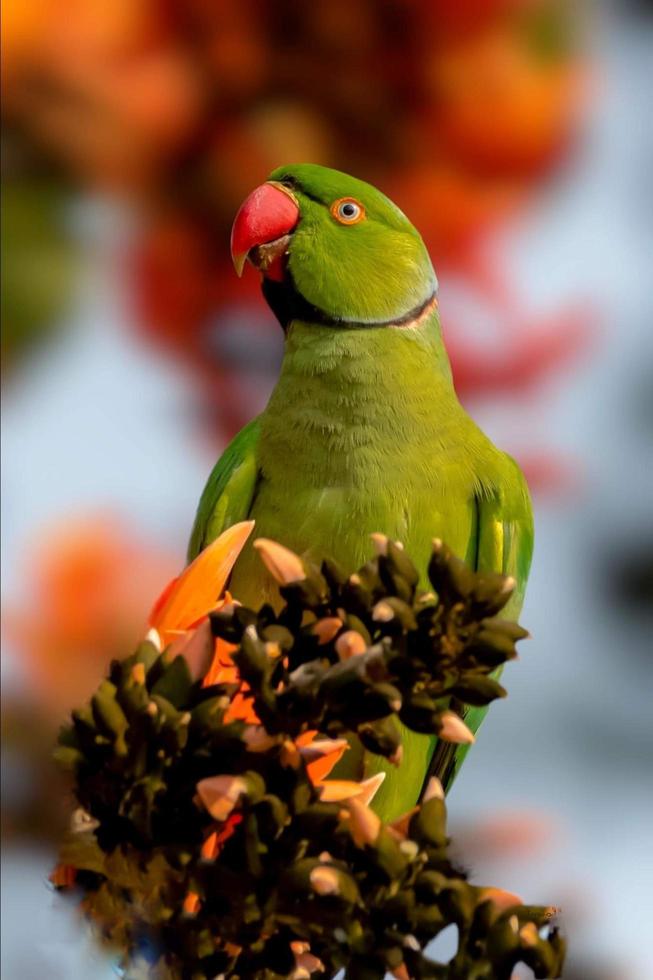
[2,2,652,978]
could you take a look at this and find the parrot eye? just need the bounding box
[331,198,365,225]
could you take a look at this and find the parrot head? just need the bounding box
[231,163,438,330]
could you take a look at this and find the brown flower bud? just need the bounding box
[196,775,247,821]
[310,866,340,895]
[312,617,343,644]
[253,538,305,584]
[335,630,367,660]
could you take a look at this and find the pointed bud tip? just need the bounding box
[196,774,247,821]
[253,538,305,584]
[145,627,162,650]
[423,776,444,801]
[370,532,389,556]
[439,710,476,744]
[318,771,385,805]
[235,519,256,532]
[359,771,386,804]
[346,796,381,846]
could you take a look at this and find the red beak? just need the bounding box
[230,182,300,278]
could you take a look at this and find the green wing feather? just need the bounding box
[187,417,261,562]
[430,454,534,793]
[366,454,533,821]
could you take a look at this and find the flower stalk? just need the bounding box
[53,527,564,979]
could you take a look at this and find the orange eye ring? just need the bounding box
[330,197,366,225]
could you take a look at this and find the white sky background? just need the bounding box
[2,4,652,977]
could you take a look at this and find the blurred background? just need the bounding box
[1,0,651,976]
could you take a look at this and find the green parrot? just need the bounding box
[188,163,533,822]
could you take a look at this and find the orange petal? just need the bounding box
[204,627,287,723]
[301,739,349,784]
[202,634,259,723]
[50,863,76,889]
[149,522,254,640]
[318,772,385,805]
[201,814,243,860]
[202,636,240,688]
[224,690,259,724]
[183,891,201,916]
[201,832,220,861]
[295,730,319,747]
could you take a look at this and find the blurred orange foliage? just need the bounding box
[2,0,592,485]
[4,515,178,713]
